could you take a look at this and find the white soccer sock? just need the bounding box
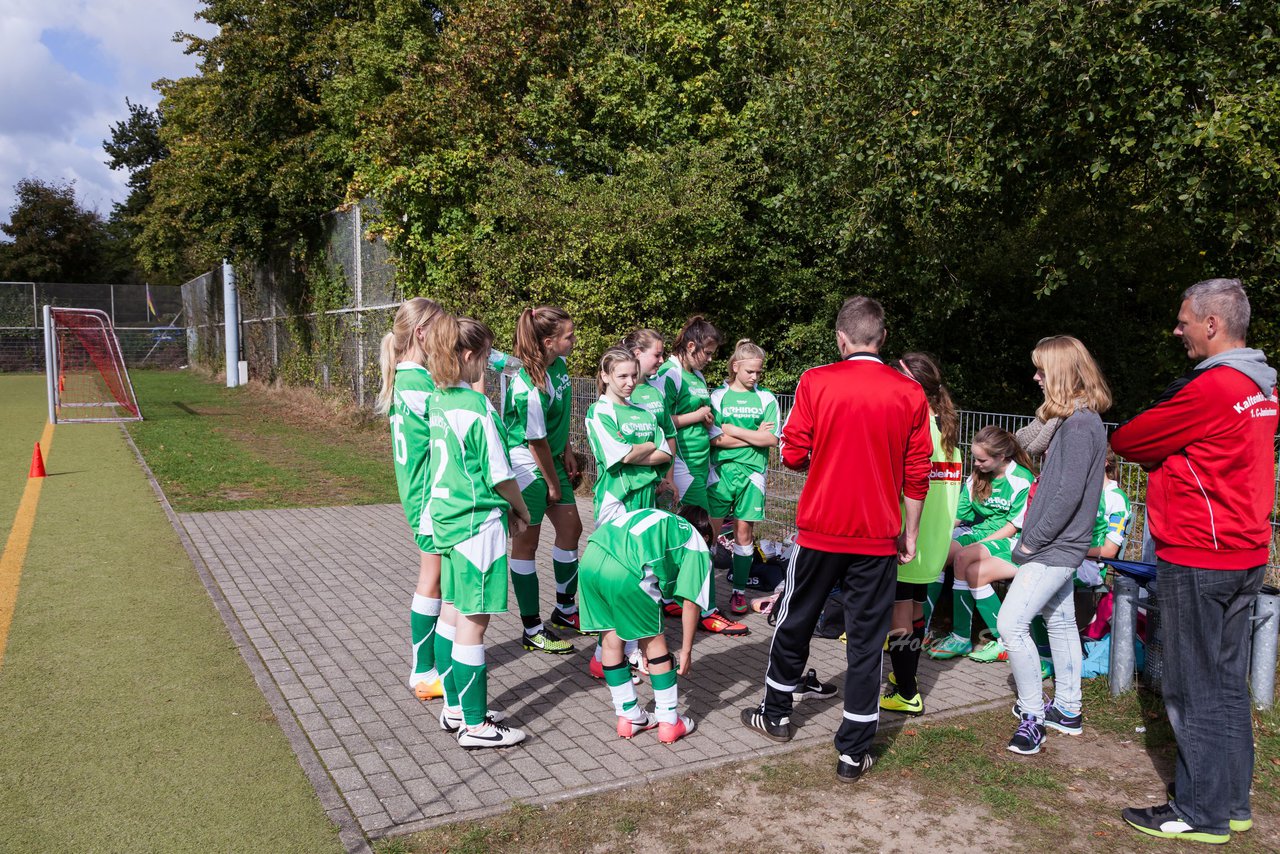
[411,593,442,615]
[607,678,642,719]
[623,639,639,657]
[652,679,679,724]
[510,558,536,576]
[952,578,970,592]
[973,584,996,599]
[593,643,604,663]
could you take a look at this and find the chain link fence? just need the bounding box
[0,281,187,372]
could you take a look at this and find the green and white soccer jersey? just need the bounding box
[578,508,712,640]
[707,386,779,521]
[631,381,677,443]
[545,356,576,505]
[653,357,712,510]
[390,362,438,553]
[1077,479,1132,586]
[584,398,663,523]
[898,415,963,584]
[955,461,1034,541]
[427,385,516,615]
[502,368,551,525]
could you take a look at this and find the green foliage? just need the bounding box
[142,0,1280,413]
[1,179,114,283]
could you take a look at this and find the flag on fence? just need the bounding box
[145,284,156,320]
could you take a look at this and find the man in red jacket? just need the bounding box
[740,296,931,782]
[1112,278,1277,844]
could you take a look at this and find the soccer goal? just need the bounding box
[43,306,143,423]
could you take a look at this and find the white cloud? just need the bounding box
[0,0,215,224]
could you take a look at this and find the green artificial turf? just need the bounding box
[0,375,341,852]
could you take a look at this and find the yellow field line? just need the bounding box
[0,422,55,669]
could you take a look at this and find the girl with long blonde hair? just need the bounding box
[1002,335,1110,755]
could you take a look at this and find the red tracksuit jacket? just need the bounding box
[780,354,933,554]
[1110,364,1278,570]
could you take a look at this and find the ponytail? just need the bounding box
[898,352,959,458]
[375,297,446,415]
[673,315,722,368]
[513,305,571,387]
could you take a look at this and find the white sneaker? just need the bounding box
[439,706,508,734]
[457,718,527,749]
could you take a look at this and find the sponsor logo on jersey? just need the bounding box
[929,461,963,481]
[722,405,765,418]
[691,387,710,400]
[619,420,654,438]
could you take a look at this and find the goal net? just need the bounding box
[44,306,143,423]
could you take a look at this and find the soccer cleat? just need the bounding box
[617,710,660,739]
[548,608,580,632]
[457,718,527,749]
[588,656,605,680]
[663,602,682,618]
[836,752,874,783]
[967,639,1008,663]
[880,690,924,716]
[740,706,792,742]
[657,714,696,744]
[699,611,750,636]
[628,648,649,676]
[792,668,838,701]
[1122,804,1229,844]
[1165,782,1252,833]
[886,671,897,687]
[729,591,750,616]
[1007,713,1046,755]
[522,627,574,655]
[439,707,509,734]
[412,678,444,701]
[926,633,972,660]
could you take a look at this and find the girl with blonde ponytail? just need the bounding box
[375,297,450,703]
[422,314,533,748]
[708,339,780,618]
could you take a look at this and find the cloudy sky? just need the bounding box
[0,0,215,226]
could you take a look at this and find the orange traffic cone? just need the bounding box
[29,442,46,479]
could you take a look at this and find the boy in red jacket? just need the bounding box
[739,296,931,783]
[1113,278,1277,844]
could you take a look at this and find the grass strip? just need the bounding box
[0,413,341,852]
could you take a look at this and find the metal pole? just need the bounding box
[353,205,364,406]
[110,284,116,325]
[1251,587,1278,710]
[43,305,57,424]
[32,282,38,327]
[1110,572,1139,695]
[223,259,240,388]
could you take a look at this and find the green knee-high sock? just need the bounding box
[922,575,945,632]
[509,558,541,618]
[1031,616,1051,657]
[650,666,679,724]
[451,642,488,728]
[951,581,974,640]
[972,584,1002,639]
[434,620,458,708]
[731,546,753,591]
[552,547,579,611]
[604,660,643,720]
[410,594,441,684]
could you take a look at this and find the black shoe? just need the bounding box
[740,706,792,742]
[1122,804,1229,844]
[548,607,580,632]
[792,668,837,702]
[1044,703,1082,736]
[1165,783,1253,833]
[836,752,874,783]
[1007,713,1046,755]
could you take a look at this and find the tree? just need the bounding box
[1,179,109,283]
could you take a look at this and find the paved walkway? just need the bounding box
[180,499,1015,841]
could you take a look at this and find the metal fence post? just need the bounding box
[1110,572,1139,695]
[353,205,364,407]
[1251,586,1279,710]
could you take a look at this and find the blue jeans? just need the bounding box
[1157,560,1264,833]
[997,561,1082,719]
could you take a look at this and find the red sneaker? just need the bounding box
[657,715,697,744]
[699,611,750,636]
[588,656,604,680]
[663,602,682,618]
[617,711,659,739]
[729,591,750,616]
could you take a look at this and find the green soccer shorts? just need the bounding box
[578,544,665,642]
[440,512,510,616]
[975,536,1016,563]
[551,459,576,506]
[707,463,767,522]
[520,474,549,527]
[672,457,709,511]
